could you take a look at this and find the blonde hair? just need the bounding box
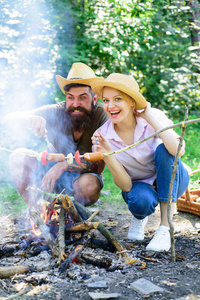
[117,90,136,107]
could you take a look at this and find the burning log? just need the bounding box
[59,244,85,273]
[29,208,59,257]
[74,201,126,255]
[0,265,33,278]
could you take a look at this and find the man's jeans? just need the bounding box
[122,143,189,220]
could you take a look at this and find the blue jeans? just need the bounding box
[122,143,189,220]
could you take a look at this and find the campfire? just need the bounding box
[0,190,131,280]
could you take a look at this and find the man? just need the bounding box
[3,62,108,207]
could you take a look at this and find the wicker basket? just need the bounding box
[177,169,200,217]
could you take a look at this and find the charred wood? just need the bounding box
[59,244,84,273]
[79,252,112,268]
[0,244,18,258]
[86,238,115,252]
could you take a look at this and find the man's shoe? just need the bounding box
[146,225,171,252]
[127,216,148,241]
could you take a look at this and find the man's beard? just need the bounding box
[63,104,94,132]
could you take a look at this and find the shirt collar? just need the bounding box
[134,117,148,142]
[105,117,148,142]
[105,120,123,141]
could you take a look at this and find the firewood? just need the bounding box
[86,238,115,252]
[79,252,112,268]
[74,201,127,255]
[29,208,59,257]
[65,221,100,232]
[59,244,85,273]
[0,265,32,278]
[58,207,67,263]
[61,194,83,222]
[86,209,99,221]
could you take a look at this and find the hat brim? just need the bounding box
[90,78,147,110]
[56,75,97,95]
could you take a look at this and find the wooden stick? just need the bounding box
[0,265,31,278]
[168,107,188,262]
[58,207,67,263]
[87,209,99,221]
[65,221,100,232]
[103,118,200,158]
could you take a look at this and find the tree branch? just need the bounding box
[168,107,188,262]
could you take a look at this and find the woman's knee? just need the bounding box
[154,143,172,162]
[123,182,158,219]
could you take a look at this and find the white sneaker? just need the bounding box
[146,225,171,252]
[127,216,148,241]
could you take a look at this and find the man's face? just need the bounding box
[65,86,96,132]
[65,86,94,114]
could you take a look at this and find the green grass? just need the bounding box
[174,114,200,189]
[0,182,27,215]
[100,165,126,210]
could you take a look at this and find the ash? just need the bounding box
[0,203,200,300]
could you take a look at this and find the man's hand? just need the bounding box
[2,112,47,139]
[42,161,68,192]
[27,115,47,139]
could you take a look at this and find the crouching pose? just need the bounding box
[90,73,189,252]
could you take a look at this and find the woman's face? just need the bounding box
[102,87,135,124]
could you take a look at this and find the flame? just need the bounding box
[30,204,58,236]
[40,204,48,223]
[30,218,41,237]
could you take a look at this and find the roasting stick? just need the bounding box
[1,117,200,165]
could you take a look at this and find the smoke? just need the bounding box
[0,0,62,194]
[0,0,84,210]
[0,0,58,117]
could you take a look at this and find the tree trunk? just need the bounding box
[186,0,200,47]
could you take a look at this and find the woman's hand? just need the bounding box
[134,102,153,122]
[92,132,112,154]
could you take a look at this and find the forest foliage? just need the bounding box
[0,0,200,211]
[0,0,199,118]
[50,0,200,118]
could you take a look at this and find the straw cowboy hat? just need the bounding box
[90,73,147,110]
[56,62,97,95]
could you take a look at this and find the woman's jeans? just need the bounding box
[122,143,189,220]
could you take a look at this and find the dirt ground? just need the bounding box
[0,200,200,300]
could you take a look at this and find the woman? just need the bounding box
[90,73,189,252]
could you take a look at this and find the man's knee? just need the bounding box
[73,174,101,206]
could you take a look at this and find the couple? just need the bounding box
[3,62,189,252]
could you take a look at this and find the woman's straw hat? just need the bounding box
[56,62,97,95]
[90,73,147,110]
